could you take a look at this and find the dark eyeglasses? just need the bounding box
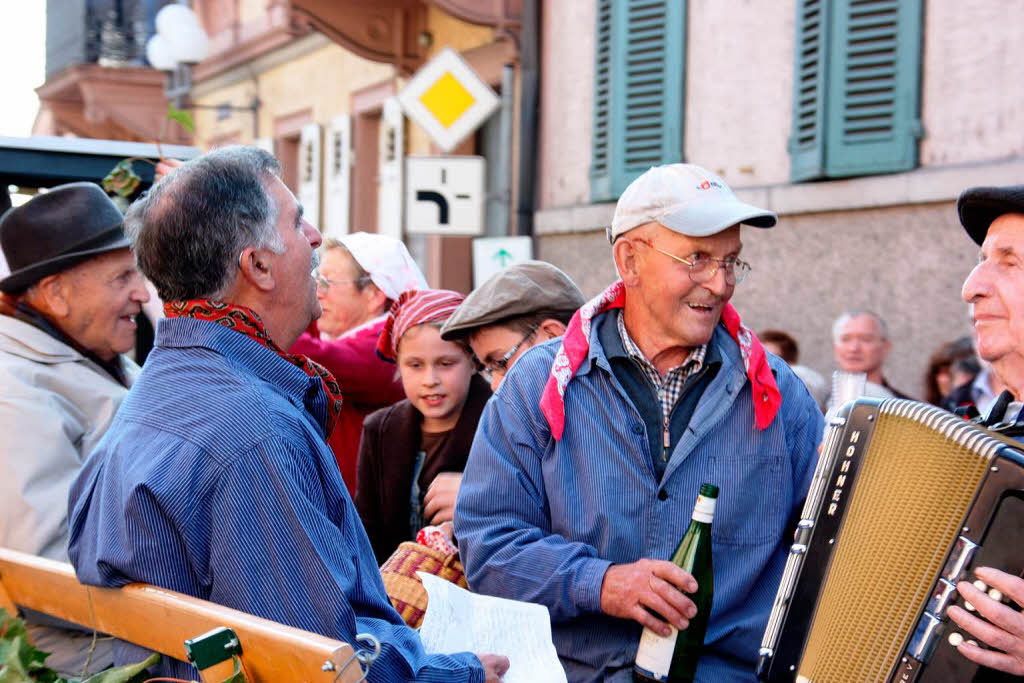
[480,324,540,380]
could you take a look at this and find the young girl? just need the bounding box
[355,289,491,564]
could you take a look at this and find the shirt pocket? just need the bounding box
[708,452,790,547]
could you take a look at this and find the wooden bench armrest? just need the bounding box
[0,547,365,682]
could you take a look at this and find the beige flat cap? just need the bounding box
[440,260,584,340]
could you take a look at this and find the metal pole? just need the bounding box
[516,0,539,238]
[496,64,515,236]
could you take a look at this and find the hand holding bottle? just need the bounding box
[599,559,699,635]
[634,483,717,683]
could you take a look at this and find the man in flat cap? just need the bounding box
[0,182,149,674]
[455,164,822,680]
[949,184,1024,675]
[409,261,585,527]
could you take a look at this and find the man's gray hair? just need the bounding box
[832,310,889,343]
[124,145,283,302]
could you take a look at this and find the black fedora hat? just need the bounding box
[957,184,1024,246]
[0,182,130,293]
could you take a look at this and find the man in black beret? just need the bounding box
[0,182,149,675]
[951,184,1024,675]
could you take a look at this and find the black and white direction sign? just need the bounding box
[405,156,485,236]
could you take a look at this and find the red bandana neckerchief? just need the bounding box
[164,299,344,437]
[540,280,781,440]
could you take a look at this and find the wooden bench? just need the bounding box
[0,547,370,682]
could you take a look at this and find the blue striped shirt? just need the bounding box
[454,313,823,682]
[67,317,483,682]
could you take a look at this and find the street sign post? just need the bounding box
[397,47,500,153]
[405,156,485,236]
[472,236,533,287]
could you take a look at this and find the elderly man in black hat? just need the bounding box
[949,184,1024,675]
[0,182,149,674]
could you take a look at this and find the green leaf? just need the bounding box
[78,653,159,683]
[0,609,59,683]
[166,103,195,133]
[101,160,142,199]
[0,610,156,683]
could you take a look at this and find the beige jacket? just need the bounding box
[0,314,139,561]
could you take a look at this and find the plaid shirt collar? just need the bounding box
[616,311,706,386]
[616,312,707,450]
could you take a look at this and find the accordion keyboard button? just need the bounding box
[948,632,964,647]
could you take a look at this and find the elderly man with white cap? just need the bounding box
[454,164,823,681]
[290,232,427,497]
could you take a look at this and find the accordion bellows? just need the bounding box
[760,398,1024,682]
[799,406,990,681]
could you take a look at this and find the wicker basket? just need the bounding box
[379,541,467,628]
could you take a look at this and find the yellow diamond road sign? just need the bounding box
[419,72,476,128]
[398,47,500,153]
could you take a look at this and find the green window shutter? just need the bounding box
[824,0,923,176]
[590,0,614,201]
[591,0,686,202]
[790,0,830,182]
[616,0,685,194]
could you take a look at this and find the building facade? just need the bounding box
[188,0,525,292]
[534,0,1024,397]
[35,0,189,143]
[35,1,1023,395]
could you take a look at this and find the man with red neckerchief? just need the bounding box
[67,146,508,683]
[454,164,823,682]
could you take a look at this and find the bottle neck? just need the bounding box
[692,494,716,523]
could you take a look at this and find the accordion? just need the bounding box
[757,398,1024,682]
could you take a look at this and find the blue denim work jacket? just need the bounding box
[455,312,823,682]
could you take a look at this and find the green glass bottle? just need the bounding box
[633,483,717,683]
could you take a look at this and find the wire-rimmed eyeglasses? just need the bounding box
[637,239,751,285]
[314,271,372,290]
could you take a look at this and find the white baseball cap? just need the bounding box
[333,231,427,300]
[608,164,777,243]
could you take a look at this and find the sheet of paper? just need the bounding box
[416,572,567,683]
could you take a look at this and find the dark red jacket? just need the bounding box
[290,318,405,498]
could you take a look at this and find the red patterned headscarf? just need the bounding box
[165,299,344,436]
[377,289,465,361]
[540,280,781,440]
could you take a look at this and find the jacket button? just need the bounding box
[631,423,644,434]
[657,490,668,501]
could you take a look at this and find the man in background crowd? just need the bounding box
[0,183,149,674]
[290,232,426,497]
[67,146,507,682]
[830,310,911,407]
